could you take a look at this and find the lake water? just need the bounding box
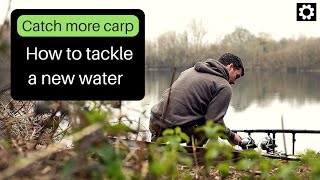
[139,69,320,154]
[1,68,320,154]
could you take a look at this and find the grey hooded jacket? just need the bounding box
[150,59,235,140]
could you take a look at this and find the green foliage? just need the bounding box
[61,159,75,179]
[194,121,236,178]
[236,158,258,171]
[149,127,192,179]
[258,158,275,178]
[300,149,320,179]
[196,121,233,164]
[157,127,190,151]
[300,149,320,164]
[217,163,230,178]
[90,144,126,180]
[83,109,107,124]
[4,99,320,179]
[240,149,262,159]
[273,162,299,180]
[0,138,11,150]
[311,164,320,180]
[196,121,226,140]
[104,123,131,135]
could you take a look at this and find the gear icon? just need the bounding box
[299,4,315,20]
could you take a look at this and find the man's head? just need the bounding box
[218,53,244,84]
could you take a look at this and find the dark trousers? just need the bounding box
[149,120,207,146]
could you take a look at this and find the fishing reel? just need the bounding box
[260,136,277,153]
[240,136,257,150]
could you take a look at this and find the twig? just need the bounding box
[123,148,138,163]
[158,67,177,136]
[11,140,24,155]
[0,121,105,179]
[53,126,71,139]
[13,102,29,115]
[3,113,35,128]
[29,128,37,141]
[192,135,200,179]
[135,118,141,141]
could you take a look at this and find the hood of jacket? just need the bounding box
[194,59,229,81]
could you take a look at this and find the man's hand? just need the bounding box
[232,133,242,145]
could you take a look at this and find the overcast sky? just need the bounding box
[1,0,320,41]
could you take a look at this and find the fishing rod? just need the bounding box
[109,134,301,161]
[233,129,320,155]
[239,135,301,161]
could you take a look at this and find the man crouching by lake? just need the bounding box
[149,52,249,149]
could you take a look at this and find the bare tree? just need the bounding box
[188,19,207,52]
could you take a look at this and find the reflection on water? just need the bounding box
[145,70,320,110]
[144,69,320,153]
[231,71,320,112]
